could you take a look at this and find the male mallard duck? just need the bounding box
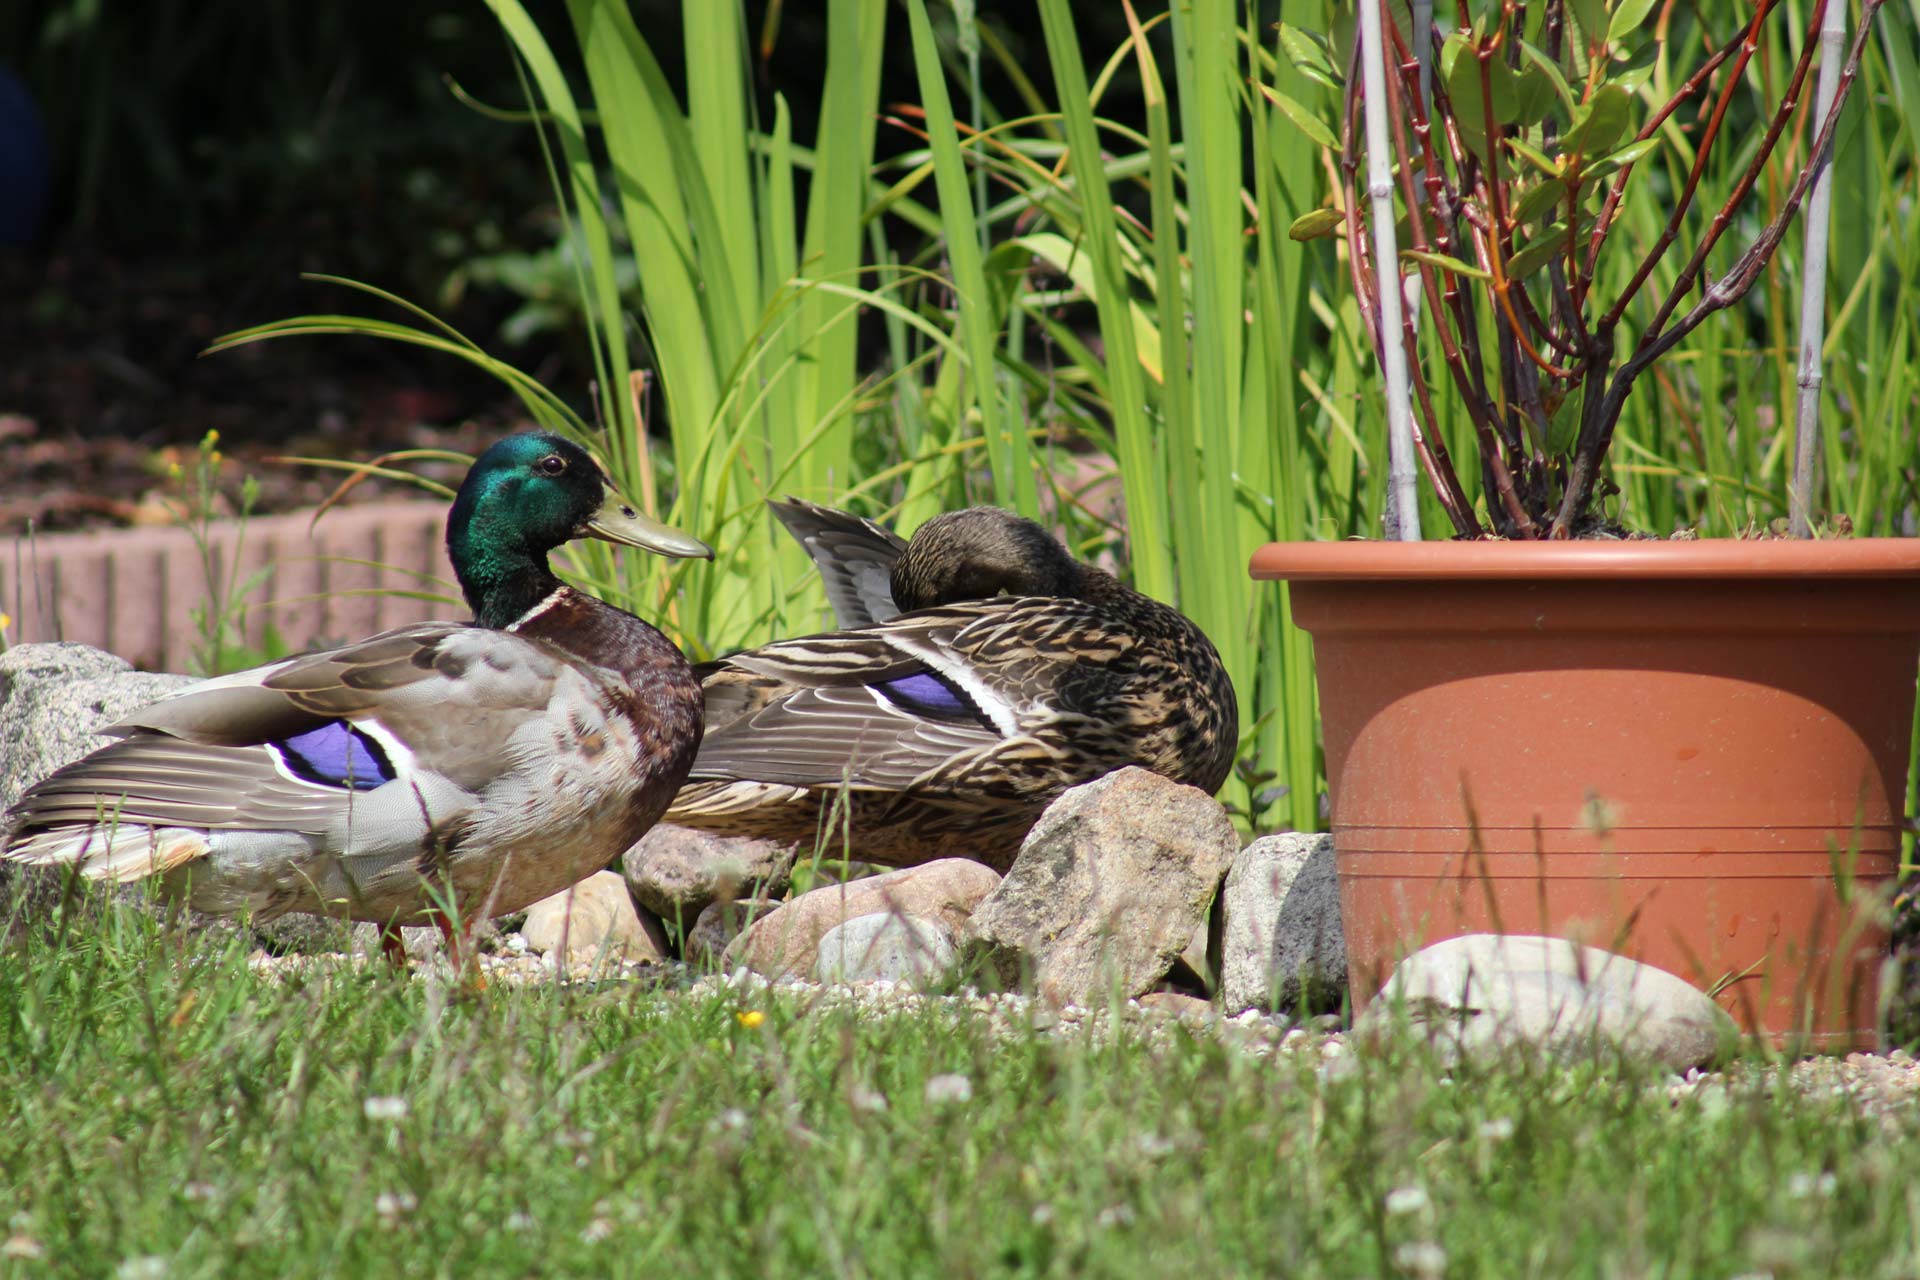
[2,431,711,965]
[664,501,1237,870]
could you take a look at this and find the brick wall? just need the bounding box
[1,501,455,671]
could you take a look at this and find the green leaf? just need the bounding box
[1564,0,1607,43]
[1505,137,1561,176]
[1565,85,1631,157]
[1585,135,1661,180]
[1035,0,1168,598]
[1442,32,1523,165]
[1512,177,1568,224]
[1401,248,1490,280]
[1505,222,1570,279]
[1258,83,1338,150]
[1278,22,1340,89]
[1610,32,1660,92]
[1005,233,1163,379]
[1289,208,1346,241]
[1510,58,1559,125]
[1516,39,1578,117]
[905,0,1029,514]
[1546,385,1583,455]
[1607,0,1662,45]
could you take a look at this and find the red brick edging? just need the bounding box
[2,501,455,671]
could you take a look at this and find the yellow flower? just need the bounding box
[0,612,10,633]
[735,1010,765,1030]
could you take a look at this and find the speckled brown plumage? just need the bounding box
[666,502,1237,871]
[516,589,702,843]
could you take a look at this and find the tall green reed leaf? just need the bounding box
[905,0,1037,517]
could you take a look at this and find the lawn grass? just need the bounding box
[2,906,1917,1278]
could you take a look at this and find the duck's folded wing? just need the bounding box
[689,685,1004,791]
[697,665,790,735]
[769,498,906,628]
[687,624,1007,791]
[8,623,569,841]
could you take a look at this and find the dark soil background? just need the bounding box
[0,2,1140,535]
[0,3,558,531]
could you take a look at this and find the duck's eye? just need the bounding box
[536,454,567,476]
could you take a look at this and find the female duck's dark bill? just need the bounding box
[583,489,714,560]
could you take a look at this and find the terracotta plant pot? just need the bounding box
[1249,539,1920,1049]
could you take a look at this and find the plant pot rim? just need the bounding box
[1248,536,1920,583]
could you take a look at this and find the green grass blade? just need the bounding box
[1036,0,1172,604]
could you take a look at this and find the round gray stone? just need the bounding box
[814,912,957,987]
[684,896,783,969]
[1215,832,1345,1015]
[621,824,799,928]
[1355,933,1740,1070]
[963,768,1238,1007]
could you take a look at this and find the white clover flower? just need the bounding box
[363,1095,409,1122]
[1135,1132,1175,1158]
[1787,1171,1837,1199]
[1384,1185,1431,1216]
[3,1237,45,1262]
[375,1191,418,1219]
[924,1073,973,1105]
[1393,1241,1447,1276]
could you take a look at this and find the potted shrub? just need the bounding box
[1249,0,1920,1046]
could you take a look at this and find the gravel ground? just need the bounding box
[234,935,1920,1111]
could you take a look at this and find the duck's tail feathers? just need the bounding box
[767,498,906,629]
[2,823,209,883]
[666,780,814,824]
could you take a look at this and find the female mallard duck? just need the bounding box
[664,501,1237,870]
[2,431,710,964]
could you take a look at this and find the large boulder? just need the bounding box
[1355,933,1739,1070]
[726,859,1001,979]
[520,871,668,966]
[964,768,1238,1007]
[1215,832,1345,1015]
[620,824,799,929]
[0,643,193,811]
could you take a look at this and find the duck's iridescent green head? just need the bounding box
[890,507,1084,611]
[447,432,710,627]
